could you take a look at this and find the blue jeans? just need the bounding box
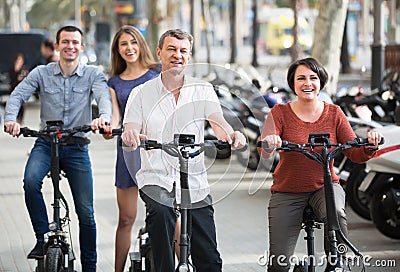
[24,138,97,271]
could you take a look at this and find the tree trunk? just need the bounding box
[290,0,303,62]
[311,0,349,96]
[148,0,160,60]
[251,0,258,67]
[340,13,352,74]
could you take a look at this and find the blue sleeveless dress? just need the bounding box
[108,69,159,188]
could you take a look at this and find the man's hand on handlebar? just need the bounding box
[91,117,110,134]
[4,121,21,137]
[121,128,147,151]
[227,131,246,150]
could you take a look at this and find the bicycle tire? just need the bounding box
[236,140,260,170]
[370,180,400,239]
[345,164,371,220]
[45,247,64,272]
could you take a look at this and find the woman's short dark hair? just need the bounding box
[286,57,329,92]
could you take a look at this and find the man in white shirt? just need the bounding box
[122,29,246,272]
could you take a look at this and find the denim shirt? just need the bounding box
[5,62,112,137]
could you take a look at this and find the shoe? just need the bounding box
[27,241,45,259]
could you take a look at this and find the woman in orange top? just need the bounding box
[259,57,382,272]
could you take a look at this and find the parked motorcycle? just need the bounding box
[337,117,386,220]
[235,81,289,171]
[334,116,387,183]
[186,63,271,161]
[346,124,400,239]
[236,101,280,172]
[334,70,400,124]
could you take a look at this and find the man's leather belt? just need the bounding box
[59,136,91,146]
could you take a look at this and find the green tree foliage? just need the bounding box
[26,0,113,30]
[27,0,74,29]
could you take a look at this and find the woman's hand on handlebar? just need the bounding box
[366,130,383,150]
[4,121,21,137]
[261,135,282,151]
[259,135,282,158]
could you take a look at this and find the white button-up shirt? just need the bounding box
[124,75,222,203]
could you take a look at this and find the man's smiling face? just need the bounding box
[157,36,192,73]
[55,30,84,62]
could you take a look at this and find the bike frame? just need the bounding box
[141,135,229,272]
[258,134,383,271]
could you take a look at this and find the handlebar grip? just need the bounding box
[355,137,385,145]
[19,127,28,134]
[256,141,289,149]
[140,139,161,150]
[204,140,230,150]
[99,127,124,136]
[256,141,269,149]
[19,127,39,137]
[236,144,248,152]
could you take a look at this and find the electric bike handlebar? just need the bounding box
[19,124,92,138]
[140,139,232,158]
[100,127,247,154]
[257,137,384,152]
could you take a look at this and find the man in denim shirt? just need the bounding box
[4,25,111,272]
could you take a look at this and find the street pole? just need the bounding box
[75,0,82,29]
[371,0,385,90]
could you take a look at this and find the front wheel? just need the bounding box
[45,246,64,272]
[345,164,371,220]
[370,179,400,239]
